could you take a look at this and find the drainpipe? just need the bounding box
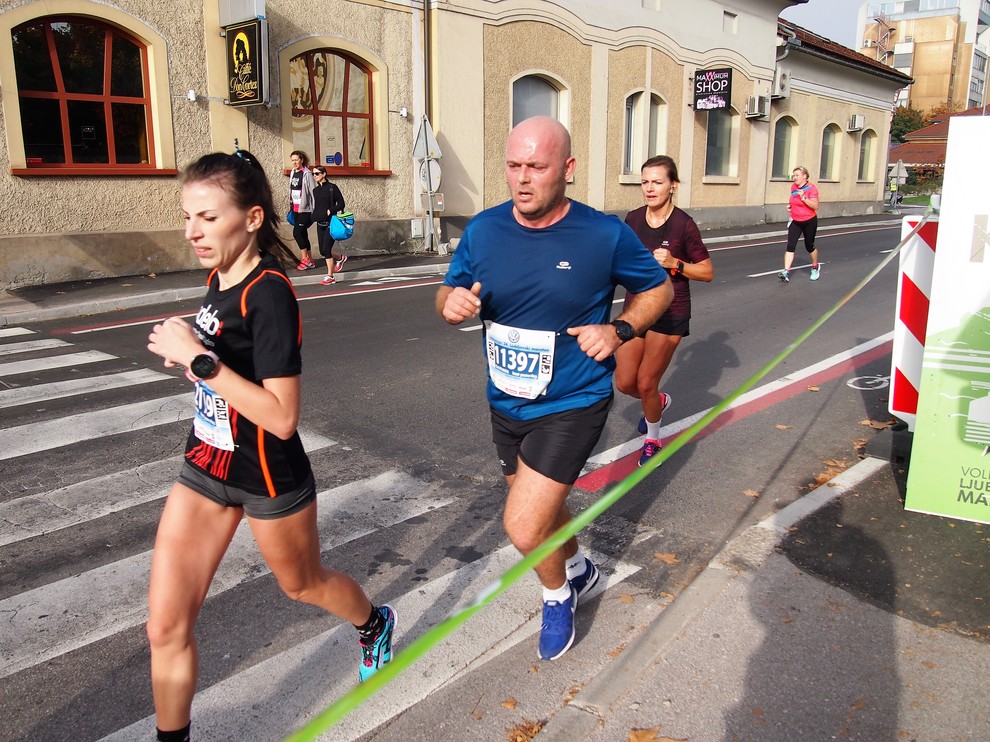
[424,0,432,119]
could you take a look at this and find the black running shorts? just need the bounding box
[491,396,613,485]
[647,314,690,337]
[178,462,316,520]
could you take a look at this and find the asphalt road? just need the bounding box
[0,222,906,741]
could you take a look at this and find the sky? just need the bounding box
[779,0,865,49]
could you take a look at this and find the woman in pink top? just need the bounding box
[779,165,821,283]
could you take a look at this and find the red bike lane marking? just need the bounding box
[576,339,892,493]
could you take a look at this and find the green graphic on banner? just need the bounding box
[906,307,990,522]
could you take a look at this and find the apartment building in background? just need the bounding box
[858,0,990,110]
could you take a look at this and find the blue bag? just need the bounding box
[286,209,296,226]
[330,211,355,241]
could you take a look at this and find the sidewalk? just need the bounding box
[545,451,990,741]
[0,213,907,326]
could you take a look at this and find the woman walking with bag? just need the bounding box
[311,166,348,285]
[146,149,395,742]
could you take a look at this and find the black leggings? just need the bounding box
[292,212,312,251]
[786,216,817,253]
[315,223,338,260]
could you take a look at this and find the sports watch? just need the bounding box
[188,350,220,381]
[610,319,635,344]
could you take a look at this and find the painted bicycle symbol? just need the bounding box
[847,374,890,390]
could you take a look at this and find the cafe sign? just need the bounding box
[224,18,269,107]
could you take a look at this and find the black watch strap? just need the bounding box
[610,319,635,343]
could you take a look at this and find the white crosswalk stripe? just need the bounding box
[1,326,641,741]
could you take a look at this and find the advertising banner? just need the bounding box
[905,116,990,524]
[694,68,732,110]
[224,18,269,107]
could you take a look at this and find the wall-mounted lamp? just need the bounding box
[389,106,409,118]
[186,89,197,101]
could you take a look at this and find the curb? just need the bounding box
[544,455,890,740]
[0,262,451,326]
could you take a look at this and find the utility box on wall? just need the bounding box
[220,0,265,25]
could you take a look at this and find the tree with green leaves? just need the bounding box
[890,106,925,143]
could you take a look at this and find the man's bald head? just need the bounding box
[504,116,576,228]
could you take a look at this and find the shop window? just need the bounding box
[819,124,840,180]
[11,16,154,170]
[290,49,374,170]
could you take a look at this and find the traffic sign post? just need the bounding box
[413,116,443,253]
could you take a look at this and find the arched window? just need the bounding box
[290,49,373,169]
[11,17,154,169]
[512,76,559,126]
[819,124,840,180]
[624,91,668,176]
[858,130,877,181]
[705,108,736,177]
[771,117,795,179]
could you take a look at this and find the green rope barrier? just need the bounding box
[285,211,933,740]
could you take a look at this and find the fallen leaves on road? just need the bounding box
[744,489,760,498]
[654,552,680,565]
[501,697,518,710]
[807,385,820,392]
[506,720,544,741]
[618,593,635,604]
[860,418,896,430]
[776,424,793,430]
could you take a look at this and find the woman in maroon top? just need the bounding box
[615,156,714,467]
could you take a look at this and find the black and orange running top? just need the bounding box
[184,252,313,497]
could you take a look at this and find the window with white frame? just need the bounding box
[512,75,559,127]
[771,117,796,179]
[705,108,736,177]
[648,95,667,159]
[623,91,668,177]
[819,124,840,180]
[858,130,877,181]
[623,92,641,174]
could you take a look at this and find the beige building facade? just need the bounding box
[857,0,990,111]
[0,0,909,289]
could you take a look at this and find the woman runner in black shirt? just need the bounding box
[146,150,395,742]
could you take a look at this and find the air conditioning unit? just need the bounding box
[745,95,770,119]
[864,39,874,48]
[771,66,791,99]
[848,114,866,131]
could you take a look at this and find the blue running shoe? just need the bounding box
[638,393,672,435]
[359,604,396,682]
[569,557,601,604]
[810,265,821,281]
[638,439,662,468]
[538,586,576,661]
[778,270,790,283]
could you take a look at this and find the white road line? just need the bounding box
[102,547,641,742]
[0,471,455,678]
[0,368,175,409]
[0,350,117,377]
[0,431,336,548]
[584,332,894,468]
[0,338,72,356]
[0,327,35,338]
[0,394,192,460]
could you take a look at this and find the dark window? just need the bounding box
[290,50,374,170]
[11,17,153,169]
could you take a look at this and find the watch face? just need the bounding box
[191,353,217,379]
[613,320,634,342]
